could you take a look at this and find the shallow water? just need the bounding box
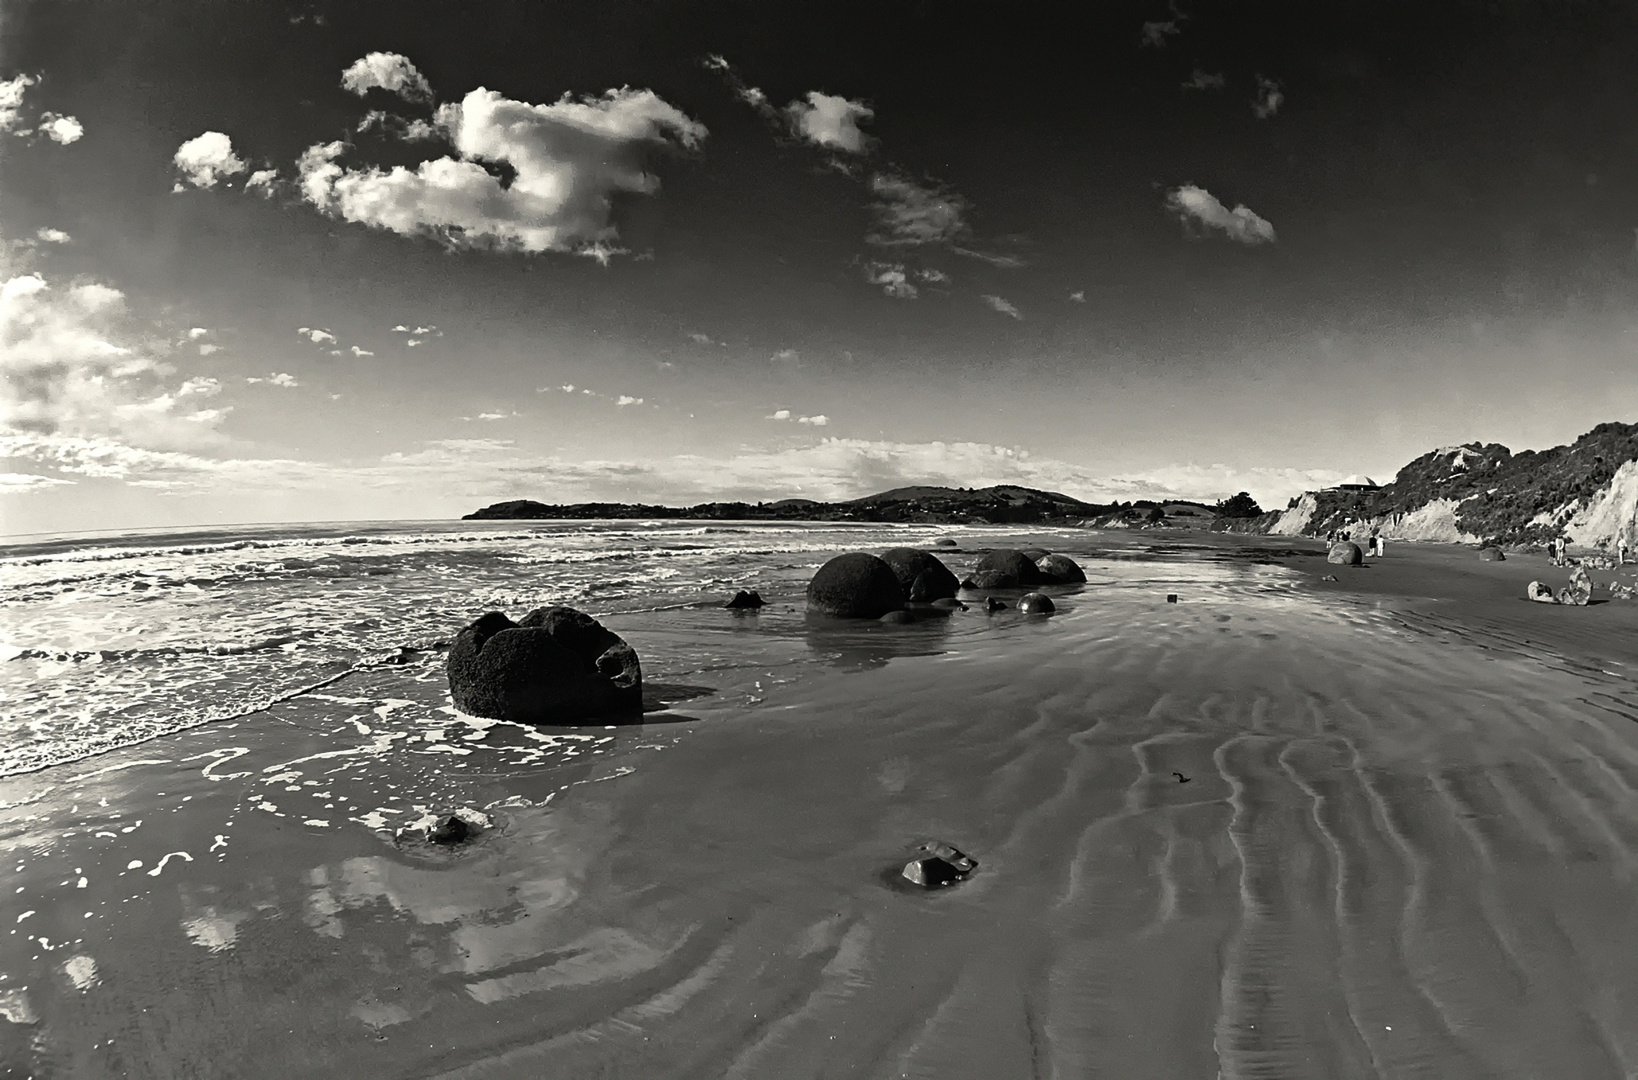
[5,525,1636,1078]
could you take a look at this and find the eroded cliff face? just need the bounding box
[1564,459,1638,549]
[1268,492,1317,536]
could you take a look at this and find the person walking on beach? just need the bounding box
[1368,531,1380,557]
[1621,537,1630,566]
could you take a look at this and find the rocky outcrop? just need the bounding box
[807,553,906,618]
[447,607,642,724]
[961,549,1043,589]
[878,548,960,602]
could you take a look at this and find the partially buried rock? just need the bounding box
[932,597,968,611]
[428,815,469,845]
[1035,553,1086,584]
[1527,580,1559,604]
[1018,592,1055,614]
[902,840,977,888]
[963,549,1044,589]
[447,606,642,724]
[725,590,764,609]
[879,547,960,602]
[1327,542,1364,566]
[879,609,916,624]
[806,553,906,618]
[986,597,1008,612]
[934,538,958,547]
[1478,547,1506,562]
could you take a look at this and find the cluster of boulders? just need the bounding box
[805,546,1085,621]
[1527,566,1593,606]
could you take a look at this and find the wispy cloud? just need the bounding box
[35,227,71,244]
[868,174,968,246]
[783,92,874,154]
[1140,19,1180,47]
[1253,75,1284,119]
[770,348,800,365]
[981,294,1022,319]
[863,262,916,299]
[951,246,1026,269]
[1181,69,1225,92]
[246,372,299,388]
[1165,184,1276,245]
[1069,290,1086,303]
[349,345,373,357]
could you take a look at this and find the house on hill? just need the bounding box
[1331,475,1381,492]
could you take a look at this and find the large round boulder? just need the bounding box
[1019,547,1051,562]
[963,549,1044,589]
[1035,553,1086,583]
[879,547,960,602]
[1478,547,1506,562]
[806,553,906,618]
[1327,542,1364,566]
[447,606,642,724]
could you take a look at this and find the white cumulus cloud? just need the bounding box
[615,395,643,406]
[0,74,37,132]
[245,169,280,197]
[1165,184,1276,245]
[298,327,336,344]
[797,414,828,426]
[766,409,791,420]
[350,345,373,357]
[37,113,82,144]
[35,227,71,244]
[340,52,434,104]
[298,82,706,256]
[173,132,247,189]
[864,262,916,299]
[784,92,873,154]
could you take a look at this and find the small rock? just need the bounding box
[1166,593,1178,603]
[917,840,977,872]
[931,597,968,610]
[900,841,977,888]
[1527,580,1559,604]
[934,538,958,547]
[1320,574,1338,582]
[1018,592,1055,614]
[879,609,916,624]
[725,590,765,609]
[986,597,1008,612]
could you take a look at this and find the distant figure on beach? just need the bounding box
[1375,536,1386,557]
[1621,538,1630,565]
[1367,532,1380,557]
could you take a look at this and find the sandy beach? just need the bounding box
[5,531,1638,1079]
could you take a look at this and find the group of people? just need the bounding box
[1326,528,1387,557]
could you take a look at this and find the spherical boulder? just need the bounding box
[1035,553,1086,583]
[879,609,916,624]
[964,549,1044,589]
[879,547,960,602]
[1327,542,1364,566]
[447,606,642,725]
[806,553,906,618]
[934,538,958,548]
[1019,547,1051,562]
[1018,592,1056,614]
[1478,547,1506,562]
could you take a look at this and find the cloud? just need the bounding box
[349,345,373,357]
[615,395,643,406]
[576,240,628,267]
[187,327,209,339]
[1069,290,1086,302]
[1165,184,1276,245]
[917,268,949,283]
[770,348,800,365]
[687,331,714,345]
[356,110,443,142]
[392,324,409,332]
[766,409,792,420]
[797,414,828,426]
[0,470,74,490]
[981,294,1021,319]
[863,262,916,299]
[1253,75,1284,119]
[177,377,221,397]
[475,411,513,421]
[0,273,229,450]
[784,92,874,154]
[1140,20,1180,46]
[340,52,434,104]
[297,82,706,256]
[173,132,247,189]
[245,373,298,387]
[297,327,336,344]
[37,113,82,144]
[34,227,71,244]
[1181,69,1225,92]
[950,246,1026,269]
[198,344,220,355]
[0,74,37,132]
[868,174,967,246]
[245,169,280,197]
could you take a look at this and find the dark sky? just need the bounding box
[4,0,1637,532]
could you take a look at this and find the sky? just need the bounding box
[4,0,1638,535]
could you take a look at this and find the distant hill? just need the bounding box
[1261,421,1638,548]
[463,485,1228,527]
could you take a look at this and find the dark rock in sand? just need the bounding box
[429,815,470,844]
[806,553,906,618]
[447,606,643,724]
[931,597,968,610]
[901,840,977,888]
[1527,580,1558,604]
[879,609,916,624]
[1034,553,1086,584]
[1327,542,1364,566]
[1478,547,1506,562]
[934,538,958,547]
[986,597,1008,612]
[1019,547,1051,562]
[1018,592,1056,614]
[964,549,1044,589]
[879,547,960,602]
[725,590,765,609]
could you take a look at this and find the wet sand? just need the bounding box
[6,534,1638,1078]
